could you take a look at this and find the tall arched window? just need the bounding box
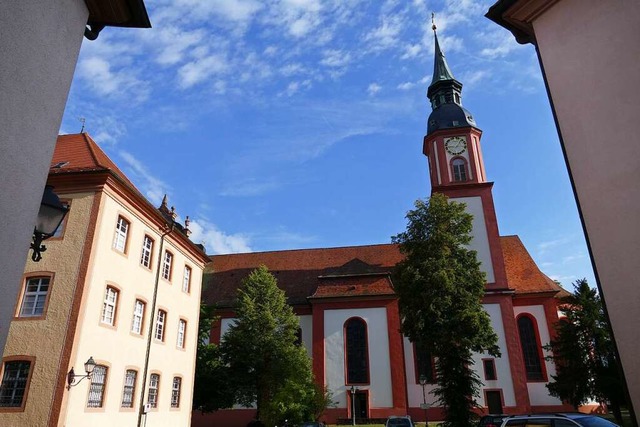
[452,158,467,182]
[517,315,545,381]
[345,318,369,384]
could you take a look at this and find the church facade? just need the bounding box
[194,28,571,427]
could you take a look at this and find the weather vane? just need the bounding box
[431,12,437,32]
[79,117,86,133]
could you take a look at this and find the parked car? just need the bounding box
[298,423,325,427]
[479,414,509,427]
[385,415,414,427]
[499,413,619,427]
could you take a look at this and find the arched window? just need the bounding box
[345,318,369,384]
[452,158,467,182]
[517,315,545,381]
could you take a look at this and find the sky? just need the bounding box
[60,0,595,289]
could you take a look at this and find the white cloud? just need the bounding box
[397,81,415,90]
[479,29,522,59]
[77,57,149,101]
[154,27,206,66]
[178,54,229,88]
[320,49,352,68]
[364,14,403,51]
[367,83,382,96]
[118,151,171,205]
[188,218,252,254]
[460,70,488,87]
[401,43,422,59]
[173,0,263,23]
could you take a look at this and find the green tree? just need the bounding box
[545,279,625,422]
[220,265,319,427]
[392,194,500,427]
[192,303,234,412]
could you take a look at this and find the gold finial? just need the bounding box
[431,12,437,32]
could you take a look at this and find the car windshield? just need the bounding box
[388,419,412,426]
[572,416,619,427]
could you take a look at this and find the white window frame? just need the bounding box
[177,319,186,348]
[171,377,181,408]
[121,369,137,408]
[148,374,160,408]
[162,251,173,281]
[101,287,118,326]
[19,277,50,317]
[113,216,129,253]
[182,266,191,293]
[155,310,166,341]
[131,300,145,334]
[87,365,107,408]
[140,235,154,268]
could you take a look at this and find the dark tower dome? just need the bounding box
[426,23,478,135]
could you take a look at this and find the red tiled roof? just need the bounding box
[50,133,136,189]
[500,235,566,296]
[203,237,562,308]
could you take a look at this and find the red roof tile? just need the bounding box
[203,237,562,308]
[51,133,136,189]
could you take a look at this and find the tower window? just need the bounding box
[345,317,369,384]
[452,158,467,182]
[455,93,460,104]
[517,314,546,381]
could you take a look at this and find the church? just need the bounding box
[195,27,571,427]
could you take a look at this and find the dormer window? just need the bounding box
[454,93,460,104]
[452,158,467,182]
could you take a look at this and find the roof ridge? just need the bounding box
[209,242,398,257]
[82,133,107,169]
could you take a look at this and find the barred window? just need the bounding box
[345,318,369,384]
[162,251,173,280]
[121,370,137,408]
[0,361,31,407]
[140,235,154,268]
[131,300,145,335]
[19,277,50,317]
[113,216,129,252]
[171,377,181,408]
[101,287,118,326]
[182,266,191,293]
[87,365,107,408]
[148,374,160,408]
[155,310,166,341]
[177,320,186,348]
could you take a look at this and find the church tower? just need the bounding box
[423,23,508,289]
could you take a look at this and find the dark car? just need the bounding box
[479,414,509,427]
[298,422,325,427]
[500,413,619,427]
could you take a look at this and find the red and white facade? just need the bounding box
[193,29,572,427]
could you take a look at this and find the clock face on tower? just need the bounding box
[445,136,467,155]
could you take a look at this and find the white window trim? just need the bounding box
[177,319,186,348]
[101,287,118,326]
[155,310,166,341]
[19,277,50,317]
[148,374,160,408]
[131,300,145,334]
[113,216,129,253]
[182,266,191,293]
[140,235,153,268]
[162,251,173,281]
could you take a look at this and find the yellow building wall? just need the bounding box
[0,192,96,427]
[60,187,203,427]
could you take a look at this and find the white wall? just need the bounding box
[324,308,392,409]
[0,0,88,356]
[513,305,562,406]
[450,196,495,283]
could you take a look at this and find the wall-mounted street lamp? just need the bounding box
[419,374,429,426]
[350,385,358,426]
[66,357,96,389]
[31,185,69,262]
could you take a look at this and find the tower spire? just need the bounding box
[430,13,455,85]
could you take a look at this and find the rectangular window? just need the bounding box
[182,266,191,293]
[19,277,50,317]
[155,310,166,341]
[0,361,31,407]
[171,377,181,408]
[101,287,118,326]
[483,359,497,381]
[140,235,154,268]
[177,320,186,348]
[131,300,145,335]
[113,216,129,253]
[87,365,107,408]
[162,251,173,280]
[121,370,137,408]
[148,374,160,408]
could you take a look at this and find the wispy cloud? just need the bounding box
[188,218,252,254]
[118,151,171,205]
[77,57,149,102]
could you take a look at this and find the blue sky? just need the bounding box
[60,0,595,288]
